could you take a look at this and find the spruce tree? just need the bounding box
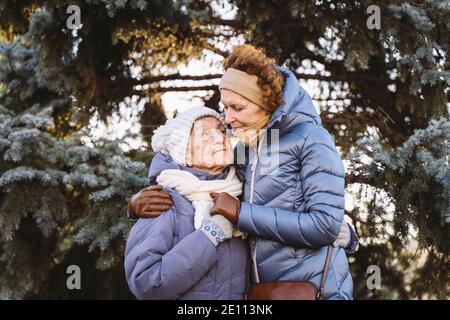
[0,36,147,299]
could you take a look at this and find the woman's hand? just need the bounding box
[210,192,241,225]
[333,221,351,248]
[333,219,359,252]
[128,185,173,219]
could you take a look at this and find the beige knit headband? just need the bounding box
[219,68,272,112]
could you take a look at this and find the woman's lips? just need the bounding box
[230,122,243,130]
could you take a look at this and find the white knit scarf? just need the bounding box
[156,167,246,238]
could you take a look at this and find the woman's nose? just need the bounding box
[224,110,234,124]
[211,130,224,144]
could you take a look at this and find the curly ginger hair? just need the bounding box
[223,44,285,112]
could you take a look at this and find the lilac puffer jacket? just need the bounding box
[124,153,248,300]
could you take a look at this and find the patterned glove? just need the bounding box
[200,215,234,246]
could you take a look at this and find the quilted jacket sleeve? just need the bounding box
[124,210,219,299]
[238,127,345,248]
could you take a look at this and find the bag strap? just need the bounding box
[316,245,334,300]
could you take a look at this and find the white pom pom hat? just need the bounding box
[151,106,225,166]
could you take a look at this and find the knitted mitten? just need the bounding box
[200,215,233,246]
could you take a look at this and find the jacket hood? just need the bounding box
[267,67,322,135]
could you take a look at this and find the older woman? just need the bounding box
[129,45,358,300]
[124,107,248,300]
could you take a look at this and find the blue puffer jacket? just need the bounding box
[236,67,353,300]
[124,153,248,300]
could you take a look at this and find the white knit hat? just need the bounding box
[151,106,224,166]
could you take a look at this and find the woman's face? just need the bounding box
[186,116,233,171]
[220,89,269,134]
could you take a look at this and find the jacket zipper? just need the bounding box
[250,137,264,284]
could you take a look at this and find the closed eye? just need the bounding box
[220,102,245,113]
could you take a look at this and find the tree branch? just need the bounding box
[132,74,222,86]
[133,71,366,87]
[131,70,388,95]
[294,72,346,82]
[136,85,218,94]
[204,43,228,57]
[207,18,244,29]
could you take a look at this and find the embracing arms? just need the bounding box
[210,128,358,252]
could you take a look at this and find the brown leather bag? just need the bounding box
[247,246,334,300]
